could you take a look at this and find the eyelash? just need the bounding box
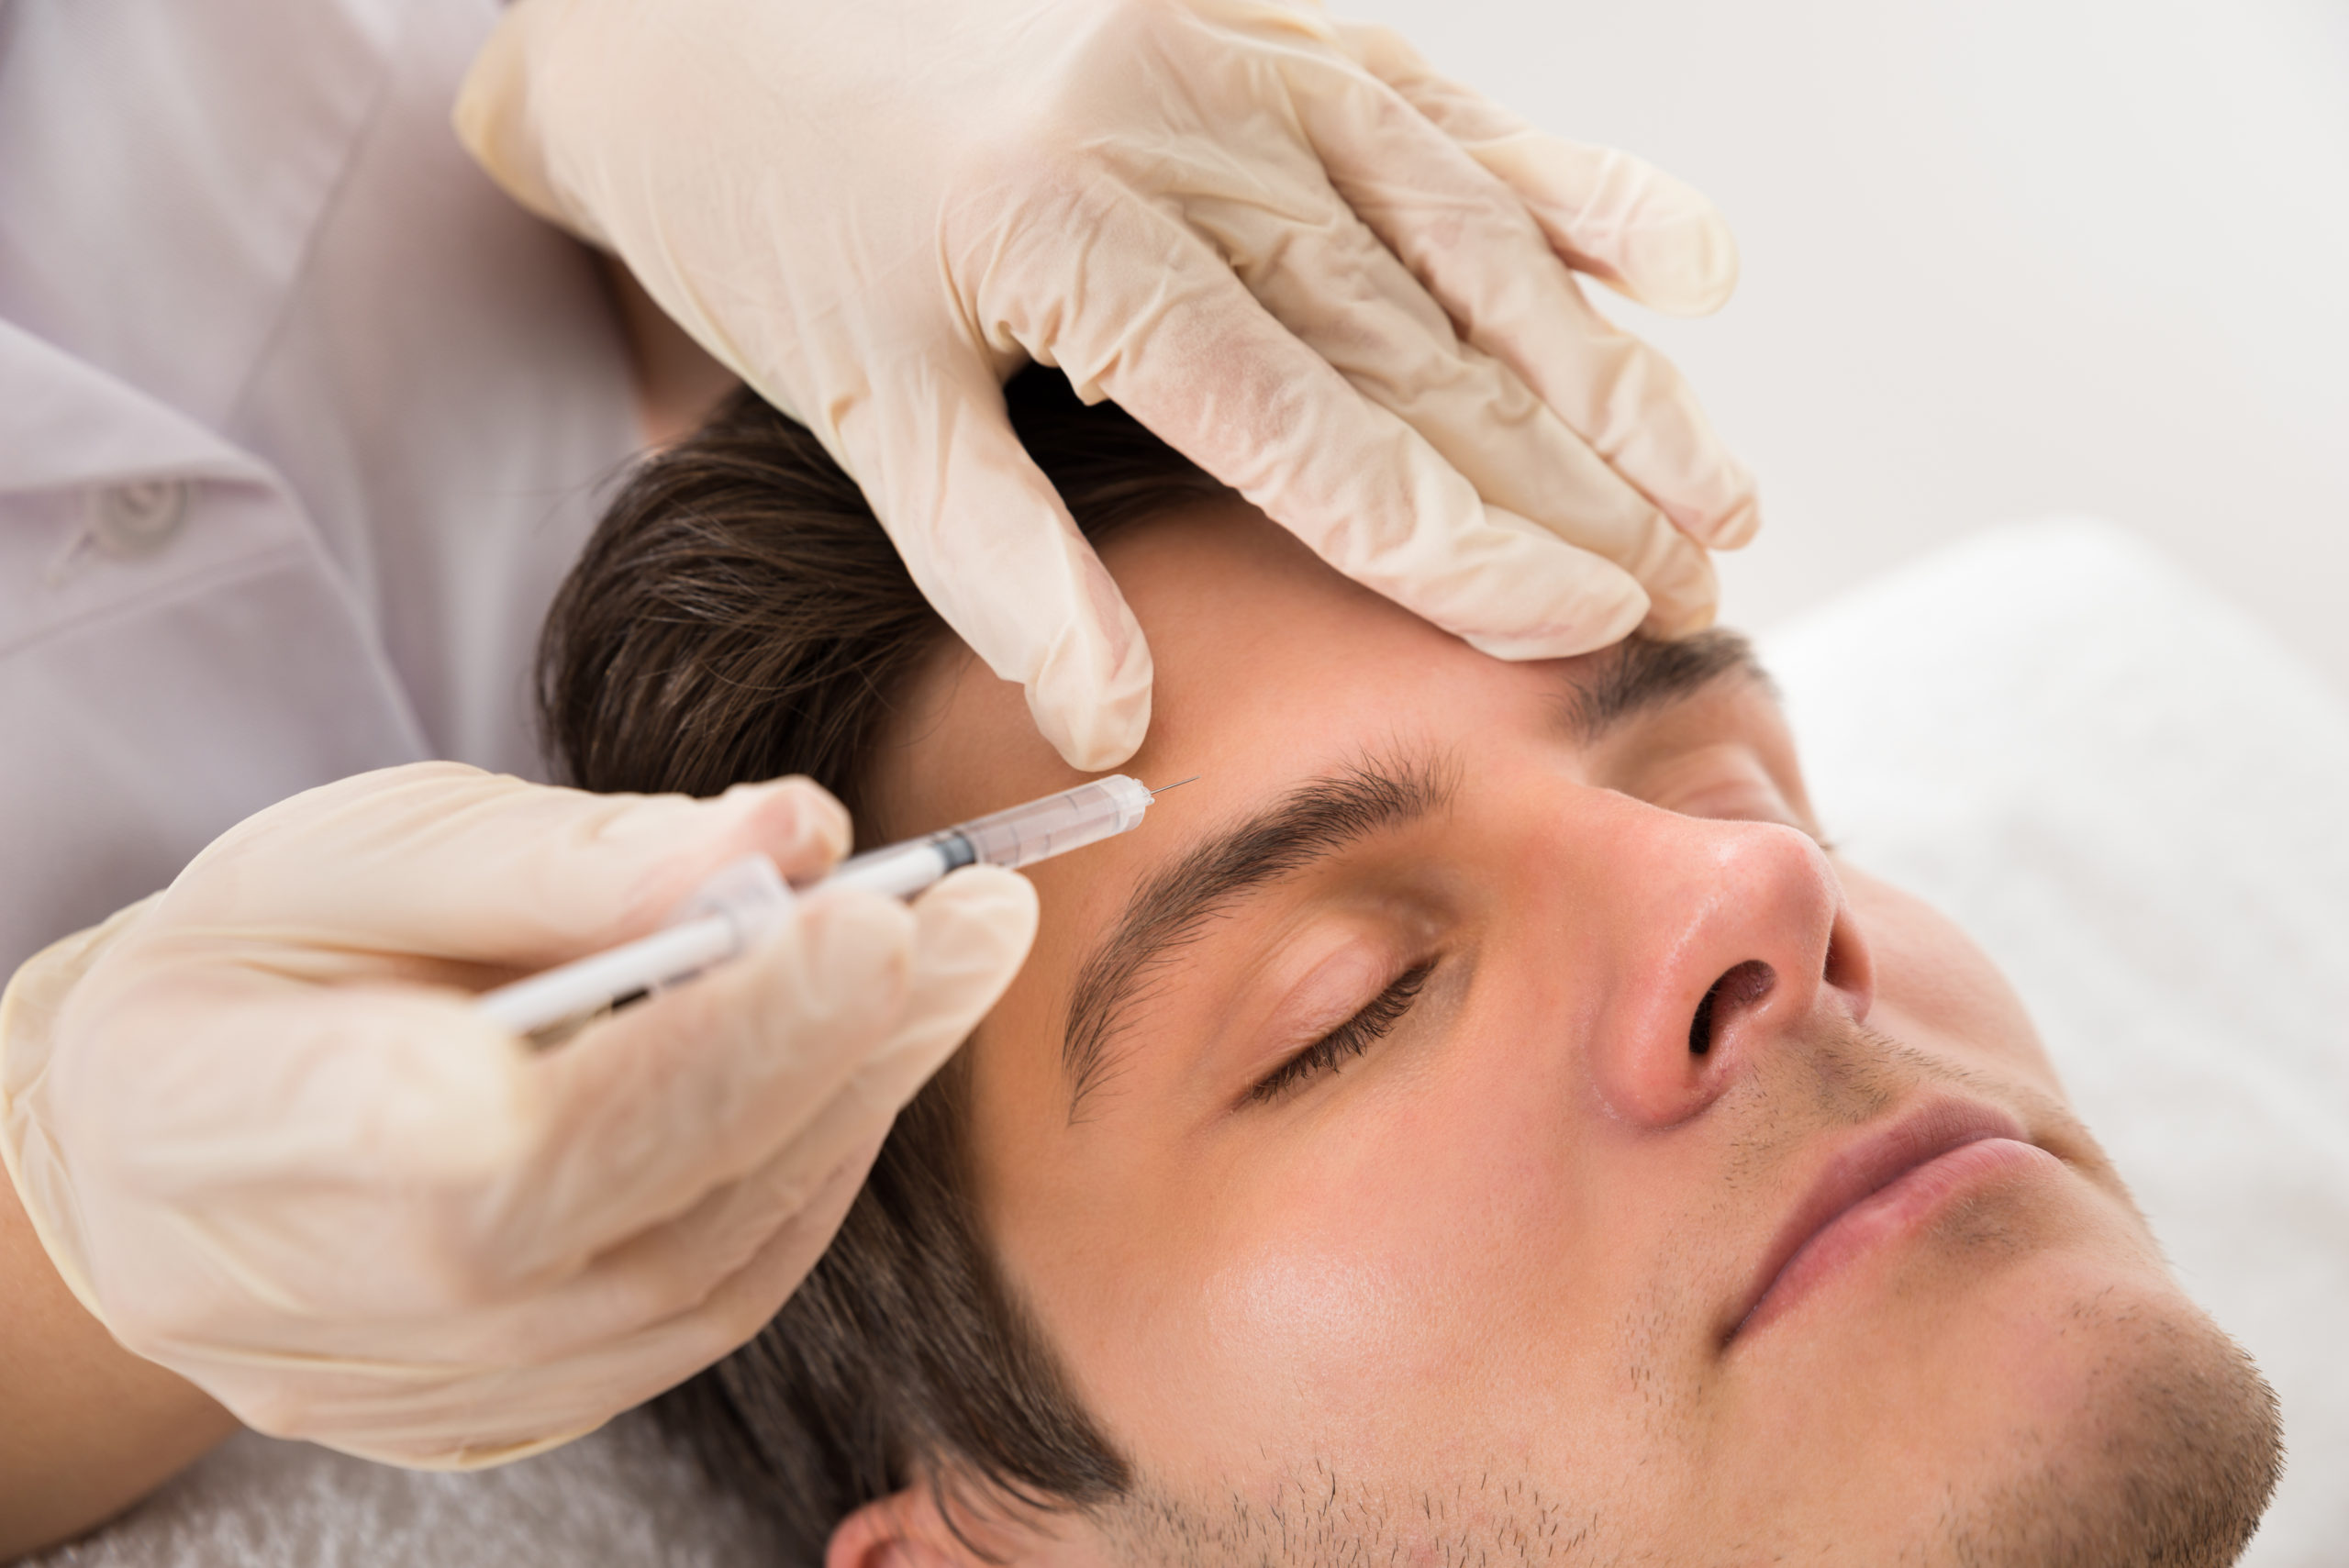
[1248,960,1437,1106]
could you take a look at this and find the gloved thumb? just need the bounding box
[842,363,1155,772]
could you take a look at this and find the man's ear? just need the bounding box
[825,1486,983,1568]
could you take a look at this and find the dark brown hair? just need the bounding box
[539,370,1229,1561]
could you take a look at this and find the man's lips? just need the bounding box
[1725,1096,2054,1344]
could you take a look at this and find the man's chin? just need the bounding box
[1715,1253,2279,1567]
[1860,1281,2280,1568]
[1934,1291,2281,1567]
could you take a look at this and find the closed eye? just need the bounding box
[1248,960,1437,1106]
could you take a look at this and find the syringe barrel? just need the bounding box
[951,774,1152,872]
[476,777,1163,1038]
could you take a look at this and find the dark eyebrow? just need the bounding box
[1555,628,1772,743]
[1061,750,1460,1118]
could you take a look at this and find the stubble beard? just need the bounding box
[1928,1297,2280,1568]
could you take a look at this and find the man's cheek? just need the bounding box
[1839,864,2058,1082]
[1027,1177,1444,1484]
[1166,1077,1614,1465]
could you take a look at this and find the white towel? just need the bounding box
[24,1409,778,1566]
[37,517,2347,1564]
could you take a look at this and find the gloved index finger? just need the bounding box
[160,762,854,974]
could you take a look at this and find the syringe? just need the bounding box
[473,774,1181,1040]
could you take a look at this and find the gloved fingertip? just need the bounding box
[1013,551,1155,771]
[1035,701,1148,773]
[913,865,1041,975]
[718,776,852,873]
[1617,205,1742,318]
[1628,532,1720,639]
[1640,594,1720,640]
[1027,660,1152,773]
[1460,573,1650,662]
[1698,489,1763,551]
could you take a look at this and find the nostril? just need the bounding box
[1822,915,1868,1006]
[1687,961,1776,1056]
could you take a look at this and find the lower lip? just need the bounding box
[1738,1137,2061,1340]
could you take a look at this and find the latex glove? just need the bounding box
[0,763,1034,1468]
[457,0,1757,772]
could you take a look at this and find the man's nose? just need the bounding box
[1572,794,1874,1129]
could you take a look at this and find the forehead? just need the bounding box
[872,500,1774,846]
[873,499,1649,842]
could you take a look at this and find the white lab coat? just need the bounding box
[0,0,645,974]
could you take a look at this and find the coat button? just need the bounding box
[89,480,190,558]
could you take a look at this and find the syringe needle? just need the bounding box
[1149,775,1201,796]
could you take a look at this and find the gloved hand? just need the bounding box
[0,763,1034,1468]
[456,0,1758,773]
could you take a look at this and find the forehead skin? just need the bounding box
[865,501,2251,1562]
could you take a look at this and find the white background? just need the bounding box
[1343,0,2349,695]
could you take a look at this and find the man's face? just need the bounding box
[863,503,2277,1565]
